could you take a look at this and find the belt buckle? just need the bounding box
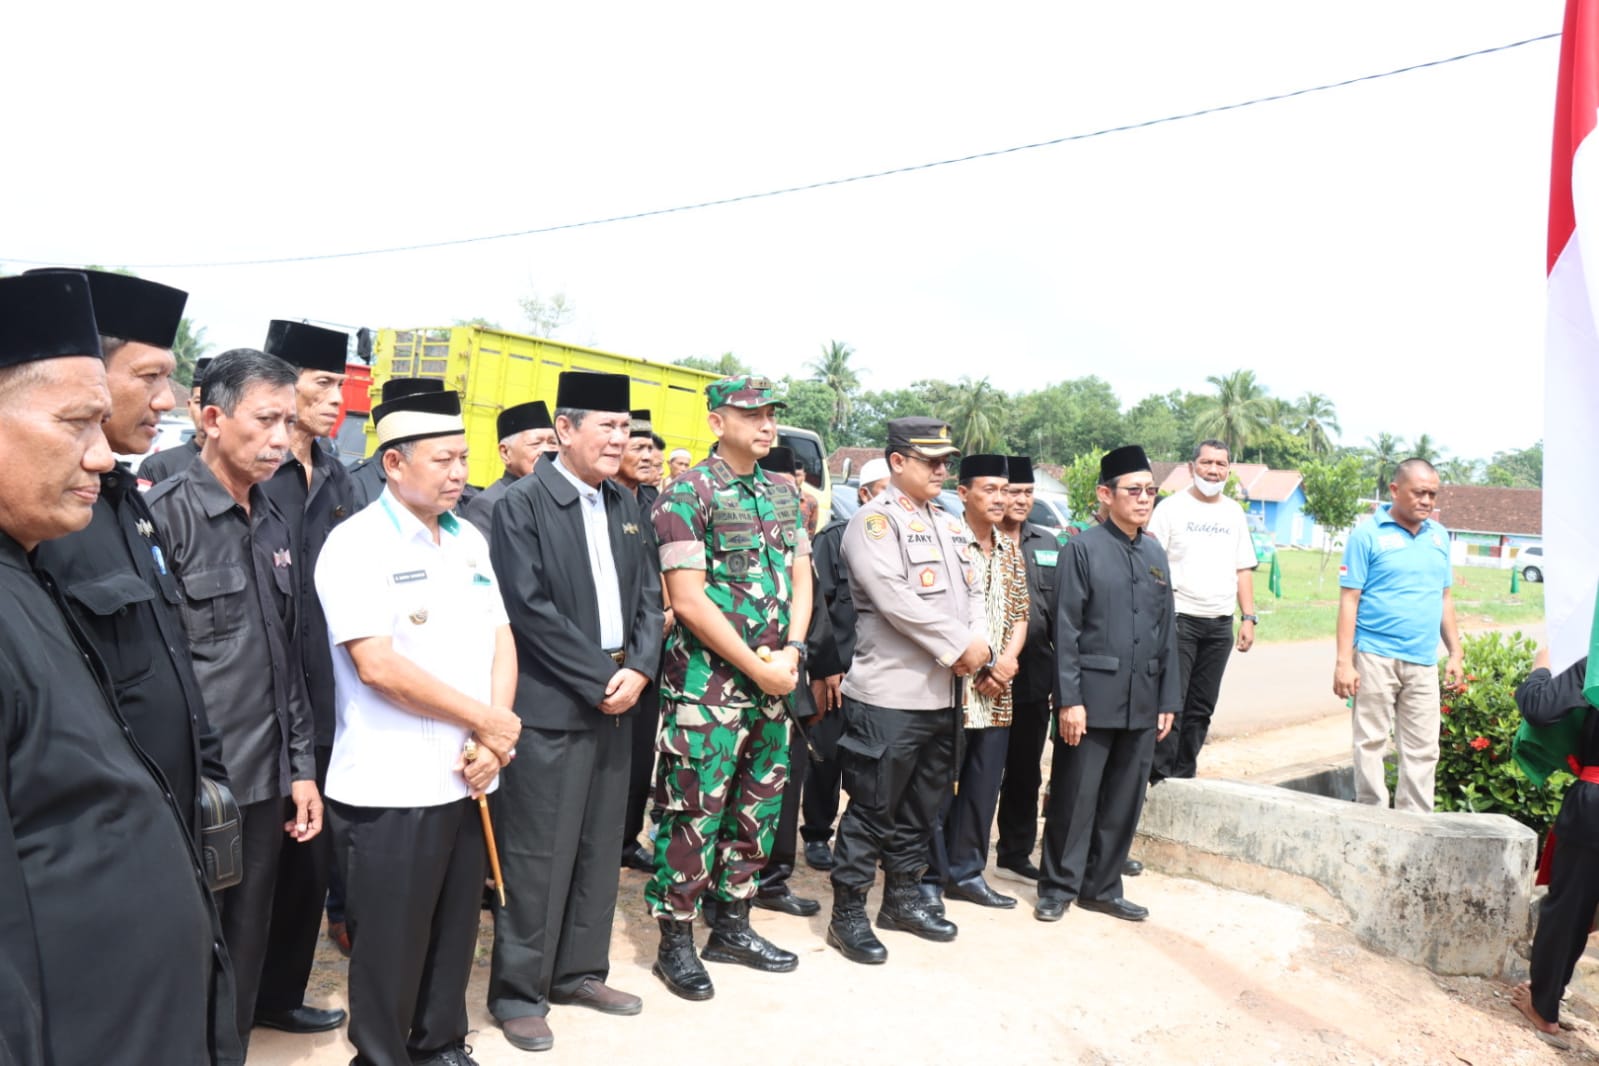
[610,650,626,665]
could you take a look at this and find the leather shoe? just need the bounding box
[916,882,946,918]
[754,889,821,917]
[1077,896,1149,922]
[501,1015,555,1052]
[326,920,352,956]
[1034,896,1071,922]
[1124,859,1144,877]
[549,977,642,1016]
[944,877,1017,909]
[993,858,1041,884]
[254,1005,346,1034]
[803,840,836,870]
[621,844,655,873]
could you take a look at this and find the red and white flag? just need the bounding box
[1545,0,1599,669]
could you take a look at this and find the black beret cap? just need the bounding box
[1007,456,1034,485]
[555,371,630,413]
[264,319,348,374]
[0,272,101,367]
[1099,445,1152,484]
[497,400,553,440]
[380,377,445,403]
[886,416,959,459]
[959,454,1008,480]
[27,268,187,349]
[758,445,797,475]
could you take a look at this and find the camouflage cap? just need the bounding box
[707,375,787,411]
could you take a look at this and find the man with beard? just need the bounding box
[463,399,557,539]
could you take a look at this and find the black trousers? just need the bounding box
[1152,615,1233,781]
[256,744,333,1014]
[757,723,811,895]
[330,798,484,1066]
[1038,727,1155,903]
[1530,798,1599,1022]
[800,709,846,845]
[622,687,662,851]
[830,699,958,891]
[926,725,1010,885]
[217,797,286,1053]
[996,698,1051,867]
[489,722,628,1021]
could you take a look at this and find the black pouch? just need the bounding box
[199,777,243,891]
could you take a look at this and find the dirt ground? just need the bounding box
[251,630,1587,1066]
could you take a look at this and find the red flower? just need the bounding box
[1470,736,1490,751]
[1441,705,1452,714]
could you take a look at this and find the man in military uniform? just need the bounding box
[647,375,812,1000]
[347,377,449,510]
[255,319,356,1036]
[1035,445,1180,924]
[463,399,556,539]
[148,347,322,1052]
[138,353,210,486]
[995,455,1059,883]
[0,271,241,1065]
[800,457,890,871]
[826,418,989,965]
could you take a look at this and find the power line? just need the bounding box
[4,30,1560,272]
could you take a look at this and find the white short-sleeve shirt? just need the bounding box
[1146,489,1259,618]
[316,489,510,808]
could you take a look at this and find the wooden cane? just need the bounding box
[462,738,507,906]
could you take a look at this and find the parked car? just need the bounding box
[1027,493,1073,534]
[1520,545,1544,583]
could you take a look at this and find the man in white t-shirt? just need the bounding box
[316,388,522,1066]
[1146,439,1259,782]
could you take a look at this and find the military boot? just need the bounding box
[876,871,958,942]
[826,885,888,965]
[652,918,714,1001]
[701,898,799,972]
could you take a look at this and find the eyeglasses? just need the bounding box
[907,455,954,471]
[1115,485,1160,498]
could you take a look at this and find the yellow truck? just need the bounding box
[355,325,830,523]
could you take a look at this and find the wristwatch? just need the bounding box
[786,640,808,663]
[1240,614,1259,624]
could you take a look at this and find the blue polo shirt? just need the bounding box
[1339,505,1452,665]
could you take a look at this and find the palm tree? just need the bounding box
[1409,433,1443,465]
[1438,457,1479,485]
[171,318,212,387]
[1296,392,1341,457]
[809,340,861,437]
[1191,369,1271,459]
[1365,432,1402,499]
[939,376,1007,455]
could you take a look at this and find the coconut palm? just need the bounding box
[1365,432,1402,499]
[809,340,861,436]
[939,376,1007,455]
[1296,392,1341,457]
[1191,370,1272,458]
[172,318,212,387]
[1409,433,1443,465]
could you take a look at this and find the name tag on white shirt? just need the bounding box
[390,569,428,584]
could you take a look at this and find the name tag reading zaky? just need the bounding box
[391,569,428,585]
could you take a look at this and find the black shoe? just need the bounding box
[1034,896,1071,922]
[993,858,1041,884]
[413,1044,480,1066]
[916,881,946,918]
[621,844,655,873]
[803,840,836,870]
[878,874,958,942]
[653,918,714,1000]
[1124,859,1144,877]
[945,876,1018,909]
[827,886,887,964]
[253,1005,346,1034]
[753,889,821,917]
[1077,896,1149,922]
[702,899,799,973]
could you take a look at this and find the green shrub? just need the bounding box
[1426,630,1568,839]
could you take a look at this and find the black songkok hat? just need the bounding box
[885,416,959,459]
[555,371,630,413]
[264,320,348,374]
[380,377,445,403]
[192,356,214,387]
[27,268,188,349]
[959,454,1009,480]
[1099,445,1152,484]
[373,389,464,448]
[1007,455,1035,485]
[497,400,553,441]
[630,409,656,438]
[758,445,798,475]
[0,272,101,366]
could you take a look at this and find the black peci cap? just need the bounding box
[1006,456,1035,485]
[380,377,445,403]
[27,268,188,349]
[497,400,553,441]
[555,371,630,413]
[264,320,349,374]
[629,408,653,438]
[373,389,464,448]
[1099,445,1151,484]
[0,272,101,366]
[959,454,1008,480]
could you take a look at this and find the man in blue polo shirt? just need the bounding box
[1333,458,1463,812]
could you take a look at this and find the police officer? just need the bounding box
[347,377,449,510]
[826,417,989,965]
[462,399,556,539]
[1035,445,1180,924]
[255,319,356,1036]
[647,375,812,1000]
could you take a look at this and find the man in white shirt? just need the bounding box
[316,388,521,1066]
[1146,439,1259,782]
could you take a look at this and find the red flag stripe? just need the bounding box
[1549,0,1599,273]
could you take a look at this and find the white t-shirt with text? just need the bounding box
[1146,489,1259,618]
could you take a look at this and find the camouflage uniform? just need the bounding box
[645,400,810,922]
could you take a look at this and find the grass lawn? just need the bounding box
[1248,548,1544,644]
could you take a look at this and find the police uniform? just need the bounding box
[827,417,984,963]
[1037,446,1181,918]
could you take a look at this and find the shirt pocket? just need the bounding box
[905,542,948,595]
[712,525,761,583]
[65,571,159,686]
[1080,654,1120,673]
[179,567,250,643]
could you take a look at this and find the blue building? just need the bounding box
[1155,463,1315,548]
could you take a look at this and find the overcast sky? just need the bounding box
[2,1,1565,460]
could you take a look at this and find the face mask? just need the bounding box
[1193,475,1226,498]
